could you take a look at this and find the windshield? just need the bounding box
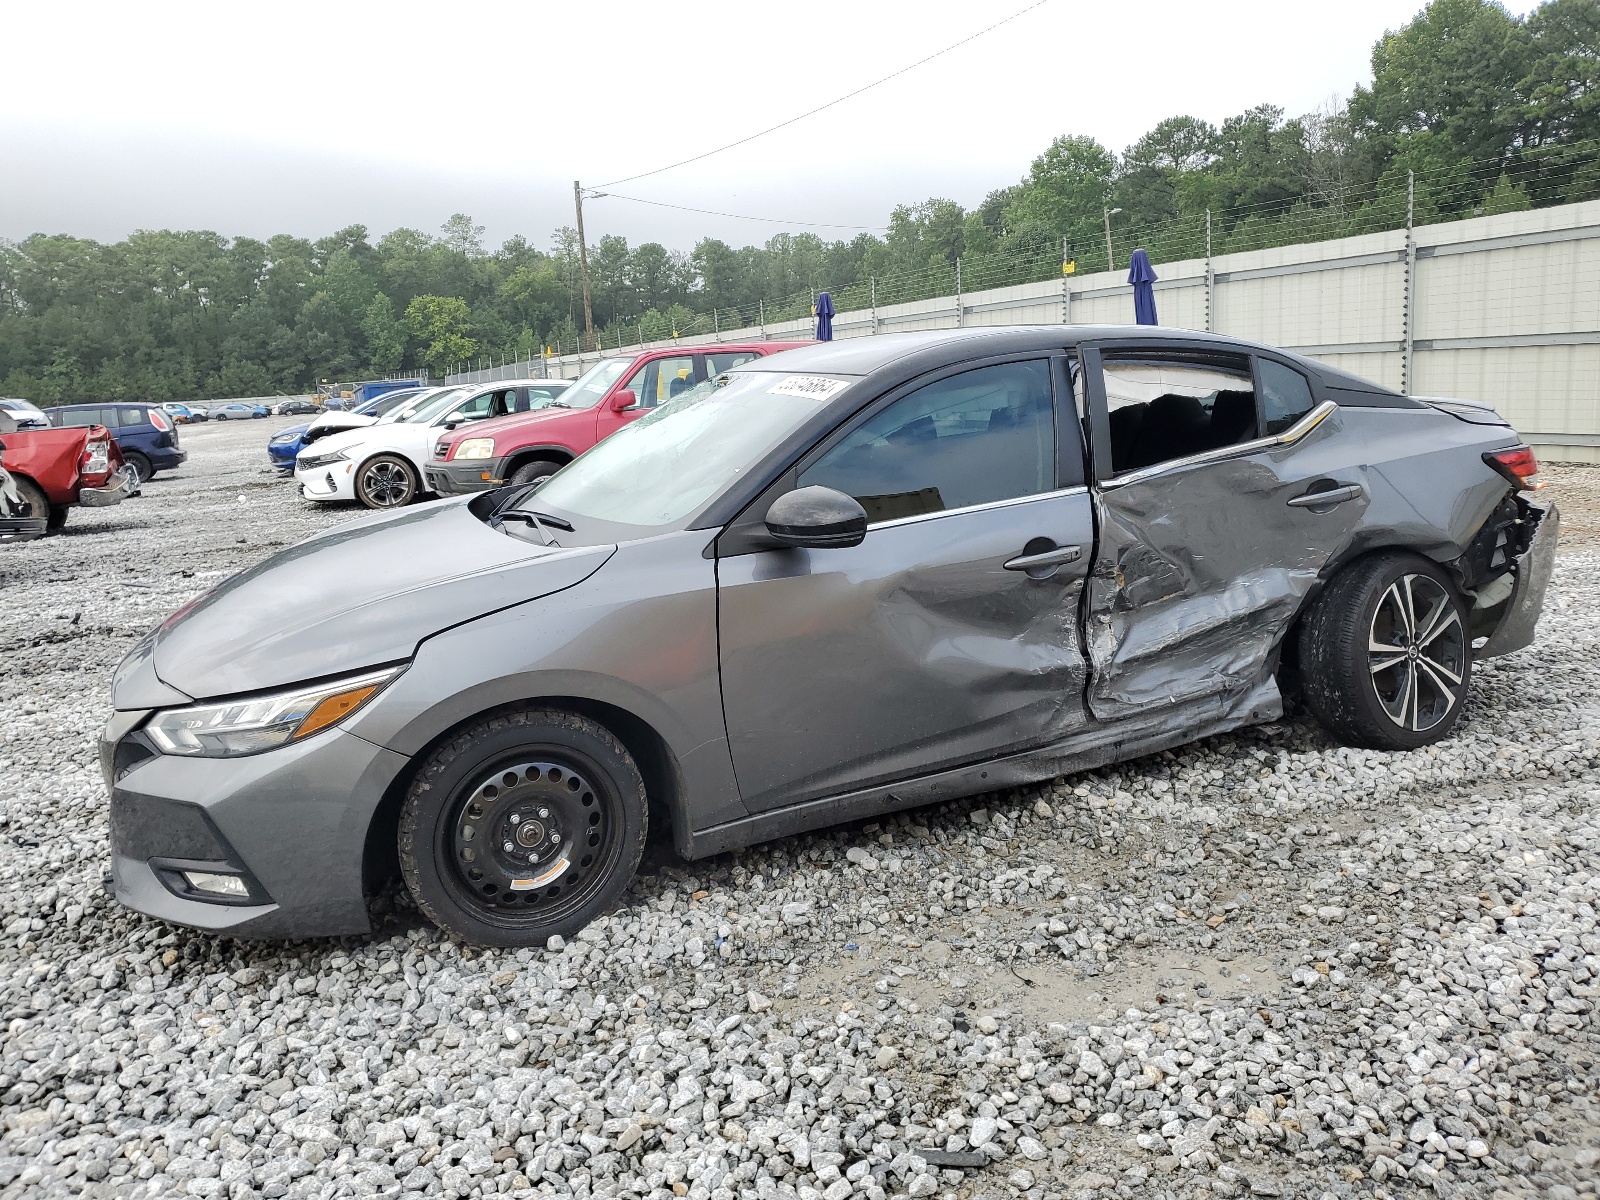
[554,358,633,409]
[386,388,465,424]
[525,372,849,527]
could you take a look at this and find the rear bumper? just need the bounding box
[79,465,138,507]
[1479,497,1559,658]
[425,456,506,495]
[152,448,187,470]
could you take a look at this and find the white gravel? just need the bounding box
[1,419,1598,1200]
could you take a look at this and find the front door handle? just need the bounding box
[1004,544,1082,575]
[1287,483,1363,508]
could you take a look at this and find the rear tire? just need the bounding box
[8,477,51,539]
[398,708,647,946]
[355,454,418,509]
[123,451,153,483]
[1299,553,1471,750]
[509,459,563,487]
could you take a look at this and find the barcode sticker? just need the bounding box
[768,375,851,400]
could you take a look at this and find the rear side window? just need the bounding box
[1101,354,1257,474]
[120,407,146,427]
[1258,360,1316,434]
[799,360,1056,523]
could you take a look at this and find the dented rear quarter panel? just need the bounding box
[1085,404,1521,719]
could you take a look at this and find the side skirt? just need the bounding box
[682,676,1282,859]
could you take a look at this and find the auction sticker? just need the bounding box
[768,375,851,400]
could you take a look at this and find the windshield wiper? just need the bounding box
[490,509,574,545]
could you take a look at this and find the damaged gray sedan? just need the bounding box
[103,328,1557,945]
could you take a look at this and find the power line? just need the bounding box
[592,0,1056,190]
[596,192,885,232]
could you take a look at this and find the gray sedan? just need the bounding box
[102,327,1557,945]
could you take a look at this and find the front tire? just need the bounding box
[356,454,418,508]
[509,459,563,487]
[1299,553,1471,750]
[398,709,647,946]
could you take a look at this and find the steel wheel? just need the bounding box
[357,455,417,508]
[447,758,622,924]
[398,708,647,946]
[1367,573,1466,733]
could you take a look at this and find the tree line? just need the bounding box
[1,0,1594,402]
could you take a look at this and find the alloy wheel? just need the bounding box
[359,459,413,506]
[1367,573,1466,733]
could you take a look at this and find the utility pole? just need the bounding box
[573,181,596,351]
[1103,207,1123,273]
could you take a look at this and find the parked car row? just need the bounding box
[271,343,805,509]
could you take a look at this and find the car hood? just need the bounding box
[145,500,615,699]
[308,412,379,434]
[441,405,581,449]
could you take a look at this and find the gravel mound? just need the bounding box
[1,421,1596,1199]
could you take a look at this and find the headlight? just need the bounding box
[454,438,496,460]
[297,449,346,469]
[270,431,302,445]
[144,667,402,758]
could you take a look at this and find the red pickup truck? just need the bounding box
[426,341,809,493]
[0,420,134,538]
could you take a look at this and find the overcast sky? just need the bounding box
[1,0,1542,254]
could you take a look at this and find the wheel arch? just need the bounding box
[361,693,686,900]
[503,445,574,477]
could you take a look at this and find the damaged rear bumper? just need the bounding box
[1478,497,1558,659]
[80,465,138,507]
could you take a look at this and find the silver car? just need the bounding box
[103,328,1557,945]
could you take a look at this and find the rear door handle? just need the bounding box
[1287,483,1363,508]
[1004,544,1082,572]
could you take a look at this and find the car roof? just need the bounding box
[733,327,1398,396]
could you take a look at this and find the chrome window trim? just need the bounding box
[867,484,1090,531]
[1099,400,1338,491]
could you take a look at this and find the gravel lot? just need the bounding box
[2,418,1598,1200]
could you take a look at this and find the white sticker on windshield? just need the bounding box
[767,375,850,400]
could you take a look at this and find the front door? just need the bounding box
[717,357,1095,813]
[1081,344,1365,720]
[594,353,700,444]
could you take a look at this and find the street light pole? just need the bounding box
[1103,206,1123,273]
[573,181,596,351]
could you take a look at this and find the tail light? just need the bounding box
[81,436,112,476]
[1484,445,1545,490]
[149,408,172,433]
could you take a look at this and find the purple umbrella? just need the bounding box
[1128,249,1158,325]
[814,291,835,341]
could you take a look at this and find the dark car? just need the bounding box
[103,327,1555,946]
[277,400,323,416]
[46,402,186,482]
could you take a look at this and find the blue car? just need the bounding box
[45,402,186,482]
[267,387,432,473]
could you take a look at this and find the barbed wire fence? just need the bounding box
[446,145,1600,383]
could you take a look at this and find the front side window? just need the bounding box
[625,355,697,408]
[1101,354,1257,474]
[556,358,633,409]
[1258,359,1316,434]
[708,351,758,375]
[798,360,1056,524]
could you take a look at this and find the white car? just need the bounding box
[295,382,539,508]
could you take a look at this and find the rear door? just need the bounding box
[1080,341,1363,719]
[717,355,1096,812]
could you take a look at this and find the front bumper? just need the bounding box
[104,720,410,937]
[425,456,506,495]
[80,465,138,507]
[296,460,357,502]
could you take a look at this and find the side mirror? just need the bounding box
[610,389,639,411]
[443,410,466,428]
[764,486,867,549]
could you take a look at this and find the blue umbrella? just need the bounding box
[814,291,835,341]
[1128,249,1158,325]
